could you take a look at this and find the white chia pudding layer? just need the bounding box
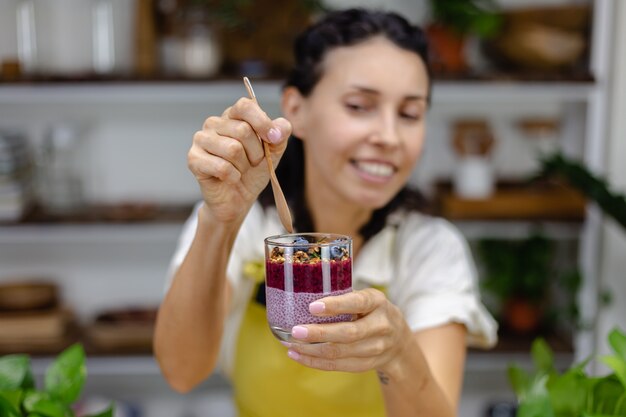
[266,287,353,330]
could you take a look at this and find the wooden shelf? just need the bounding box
[0,204,192,244]
[435,182,586,221]
[0,78,596,105]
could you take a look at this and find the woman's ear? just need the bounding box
[281,86,307,139]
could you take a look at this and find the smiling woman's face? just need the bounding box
[289,36,430,210]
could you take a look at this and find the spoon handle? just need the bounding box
[243,77,294,233]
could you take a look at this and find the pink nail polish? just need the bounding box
[292,326,308,339]
[309,301,325,314]
[268,127,281,143]
[287,350,301,360]
[280,341,292,348]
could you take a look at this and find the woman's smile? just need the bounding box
[350,159,397,184]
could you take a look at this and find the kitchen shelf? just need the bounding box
[0,80,596,105]
[0,223,183,244]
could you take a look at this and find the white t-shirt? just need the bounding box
[167,202,498,377]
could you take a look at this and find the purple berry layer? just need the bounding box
[265,258,352,292]
[266,287,352,330]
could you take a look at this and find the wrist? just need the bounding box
[378,329,429,387]
[196,203,245,244]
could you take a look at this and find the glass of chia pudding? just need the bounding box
[264,233,353,342]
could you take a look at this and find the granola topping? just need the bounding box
[268,243,349,264]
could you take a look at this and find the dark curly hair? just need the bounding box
[260,8,431,242]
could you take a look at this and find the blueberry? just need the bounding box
[292,237,309,252]
[330,245,344,260]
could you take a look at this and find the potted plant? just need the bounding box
[477,233,558,334]
[179,0,326,77]
[426,0,502,75]
[0,344,113,417]
[509,327,626,416]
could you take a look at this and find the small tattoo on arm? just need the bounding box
[377,371,390,385]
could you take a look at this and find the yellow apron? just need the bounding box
[233,262,386,417]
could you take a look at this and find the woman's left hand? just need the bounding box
[284,288,412,373]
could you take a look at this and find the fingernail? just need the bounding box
[309,301,325,314]
[287,350,301,360]
[280,341,292,348]
[267,127,281,143]
[292,326,308,339]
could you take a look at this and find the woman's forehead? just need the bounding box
[316,37,429,95]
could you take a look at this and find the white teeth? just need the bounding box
[355,161,394,177]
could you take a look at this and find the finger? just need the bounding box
[188,145,241,184]
[285,337,389,360]
[213,120,265,167]
[310,288,386,317]
[291,312,389,344]
[270,117,292,146]
[193,130,252,175]
[227,98,284,145]
[286,350,374,373]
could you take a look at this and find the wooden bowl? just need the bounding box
[0,281,58,311]
[484,4,591,72]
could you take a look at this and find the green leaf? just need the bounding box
[531,338,555,374]
[508,365,530,397]
[546,367,588,416]
[580,414,622,417]
[516,375,554,417]
[601,355,626,390]
[0,394,22,417]
[590,376,625,415]
[538,152,626,231]
[44,345,86,405]
[612,393,626,415]
[0,390,23,411]
[608,328,626,361]
[83,403,114,417]
[23,391,72,417]
[0,354,35,390]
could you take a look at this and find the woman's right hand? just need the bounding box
[188,98,292,224]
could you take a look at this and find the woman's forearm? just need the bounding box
[379,335,457,417]
[154,205,241,393]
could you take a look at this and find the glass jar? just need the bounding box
[174,5,222,78]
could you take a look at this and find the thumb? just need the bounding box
[268,117,292,155]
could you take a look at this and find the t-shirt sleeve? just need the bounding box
[393,218,498,349]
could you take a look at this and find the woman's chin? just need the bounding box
[351,191,396,211]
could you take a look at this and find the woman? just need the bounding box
[154,8,497,417]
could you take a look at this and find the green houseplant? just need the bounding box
[477,234,562,334]
[509,327,626,416]
[537,152,626,230]
[0,344,113,417]
[426,0,502,74]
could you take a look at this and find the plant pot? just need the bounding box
[503,297,543,334]
[425,23,467,75]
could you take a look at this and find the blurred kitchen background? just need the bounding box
[0,0,625,416]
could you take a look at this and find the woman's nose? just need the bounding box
[368,113,400,147]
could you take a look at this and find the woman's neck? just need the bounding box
[305,185,371,257]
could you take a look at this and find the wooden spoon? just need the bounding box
[243,77,294,233]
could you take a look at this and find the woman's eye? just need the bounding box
[400,112,421,121]
[345,103,369,112]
